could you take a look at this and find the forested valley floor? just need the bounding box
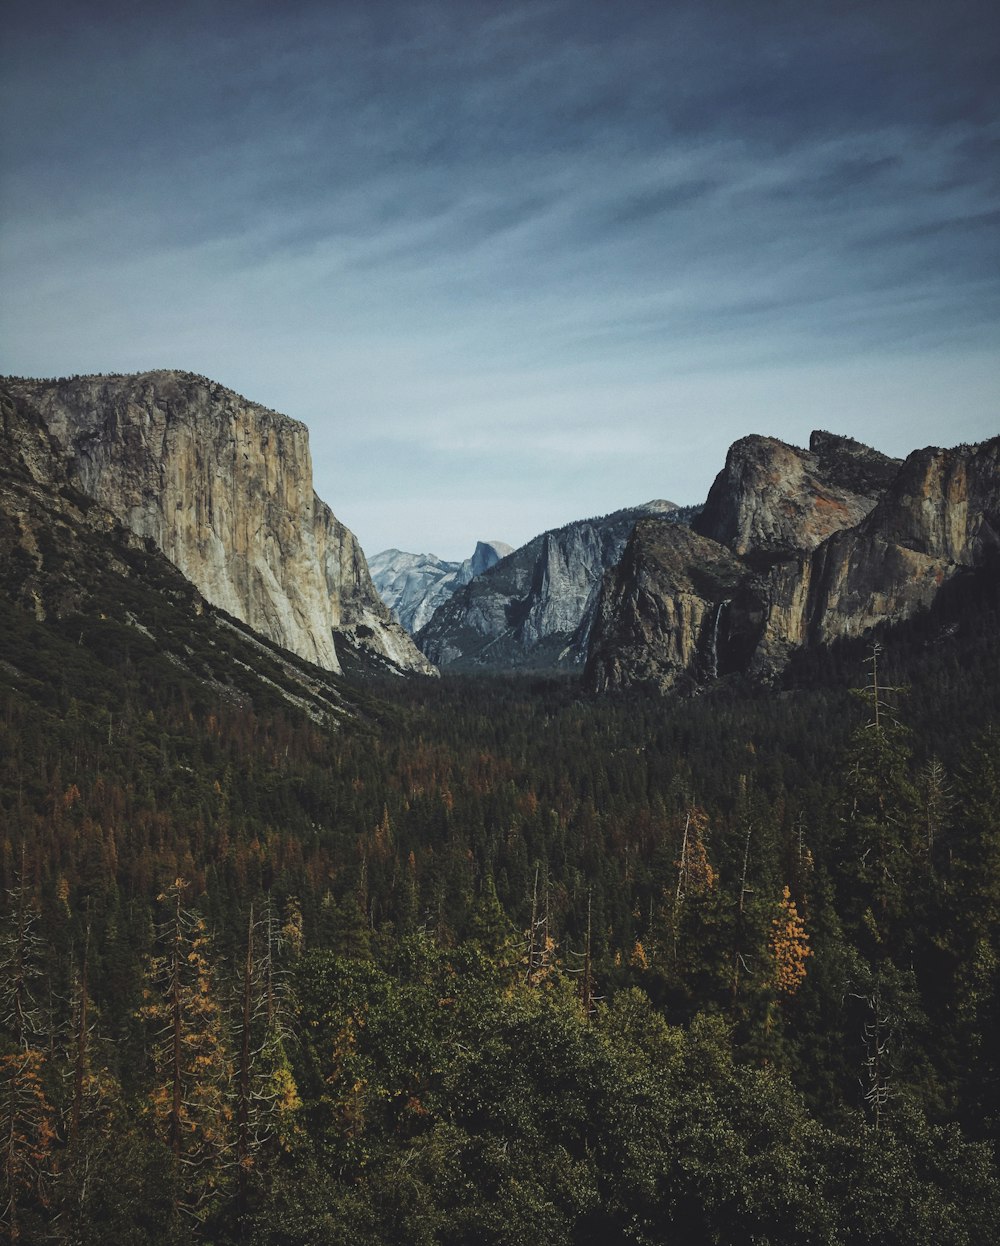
[2,567,999,1244]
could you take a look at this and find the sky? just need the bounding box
[2,0,998,561]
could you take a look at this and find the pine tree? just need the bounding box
[843,644,917,950]
[0,861,44,1050]
[466,873,516,960]
[0,860,55,1243]
[231,901,300,1221]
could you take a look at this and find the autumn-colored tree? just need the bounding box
[668,806,718,962]
[140,878,232,1225]
[0,861,55,1243]
[280,895,304,961]
[523,864,557,986]
[770,886,811,997]
[232,902,300,1220]
[0,1049,56,1244]
[629,939,649,970]
[675,806,717,903]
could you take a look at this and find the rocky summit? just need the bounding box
[586,431,1000,694]
[1,372,435,677]
[416,501,679,671]
[693,431,902,557]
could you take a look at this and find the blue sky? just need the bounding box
[2,0,998,560]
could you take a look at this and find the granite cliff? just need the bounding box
[2,371,435,677]
[0,386,360,721]
[586,521,748,694]
[416,501,678,670]
[586,432,1000,694]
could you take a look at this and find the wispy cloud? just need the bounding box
[2,0,998,558]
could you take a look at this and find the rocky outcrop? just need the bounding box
[2,371,435,676]
[694,431,901,557]
[0,387,98,622]
[586,434,1000,694]
[417,502,678,670]
[369,539,512,634]
[585,521,750,694]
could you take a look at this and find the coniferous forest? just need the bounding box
[2,562,1000,1245]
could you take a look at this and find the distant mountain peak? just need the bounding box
[370,540,513,635]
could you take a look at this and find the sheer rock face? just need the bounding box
[369,540,513,635]
[770,437,1000,653]
[3,371,435,676]
[694,430,901,557]
[585,521,751,694]
[586,434,1000,694]
[416,502,678,671]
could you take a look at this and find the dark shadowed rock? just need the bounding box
[588,433,1000,694]
[585,520,753,694]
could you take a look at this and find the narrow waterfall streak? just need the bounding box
[709,598,731,680]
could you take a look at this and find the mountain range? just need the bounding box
[369,540,512,633]
[2,367,998,1244]
[415,501,681,670]
[586,430,1000,694]
[2,370,997,700]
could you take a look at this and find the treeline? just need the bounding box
[1,570,999,1242]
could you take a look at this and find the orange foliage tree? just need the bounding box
[770,886,811,997]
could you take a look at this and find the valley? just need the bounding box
[1,373,998,1244]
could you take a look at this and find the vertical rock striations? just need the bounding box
[3,371,435,676]
[586,521,748,694]
[795,437,1000,643]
